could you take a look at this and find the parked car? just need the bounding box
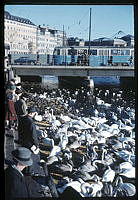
[14,57,37,65]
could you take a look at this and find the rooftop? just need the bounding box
[4,11,36,26]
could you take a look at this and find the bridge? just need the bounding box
[12,65,134,77]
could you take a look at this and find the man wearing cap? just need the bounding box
[5,147,33,199]
[17,106,42,175]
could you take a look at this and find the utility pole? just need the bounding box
[63,25,65,64]
[88,8,92,66]
[63,25,67,65]
[63,25,65,46]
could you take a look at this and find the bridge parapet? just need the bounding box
[12,65,134,77]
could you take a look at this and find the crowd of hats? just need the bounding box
[16,83,136,197]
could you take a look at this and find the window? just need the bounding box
[111,50,118,55]
[99,50,104,56]
[91,49,97,55]
[57,49,60,55]
[103,50,108,56]
[111,49,130,56]
[68,48,77,55]
[121,50,130,55]
[131,50,134,57]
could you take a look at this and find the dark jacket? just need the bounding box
[5,165,31,200]
[18,115,39,149]
[14,98,27,117]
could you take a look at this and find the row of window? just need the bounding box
[39,49,45,53]
[37,37,45,41]
[9,51,29,54]
[55,48,132,56]
[10,44,28,49]
[9,42,55,51]
[5,19,35,27]
[6,33,36,40]
[5,25,36,34]
[38,43,45,47]
[9,50,56,55]
[111,50,130,56]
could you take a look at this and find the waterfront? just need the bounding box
[5,76,136,197]
[4,4,135,198]
[40,75,121,90]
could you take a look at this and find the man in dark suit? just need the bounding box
[14,91,28,119]
[17,106,42,175]
[5,147,33,200]
[14,90,29,130]
[17,106,39,149]
[5,147,44,199]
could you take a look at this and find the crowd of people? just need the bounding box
[4,79,59,199]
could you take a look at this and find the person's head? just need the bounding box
[16,82,22,90]
[15,88,23,96]
[12,147,33,171]
[21,92,29,101]
[10,79,16,84]
[8,84,16,93]
[27,106,37,118]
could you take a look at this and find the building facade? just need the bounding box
[4,11,37,55]
[85,36,134,47]
[121,35,134,47]
[4,11,66,57]
[67,37,85,46]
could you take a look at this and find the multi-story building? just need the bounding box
[36,25,46,54]
[67,37,84,46]
[48,29,67,53]
[4,11,66,58]
[84,34,134,47]
[85,37,128,47]
[51,29,67,47]
[121,35,134,47]
[4,11,37,55]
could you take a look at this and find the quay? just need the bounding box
[12,65,134,77]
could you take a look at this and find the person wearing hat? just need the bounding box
[14,90,29,131]
[17,106,39,150]
[17,106,42,175]
[5,147,33,199]
[14,91,28,119]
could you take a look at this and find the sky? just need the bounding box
[5,5,134,40]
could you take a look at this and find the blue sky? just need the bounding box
[5,5,134,40]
